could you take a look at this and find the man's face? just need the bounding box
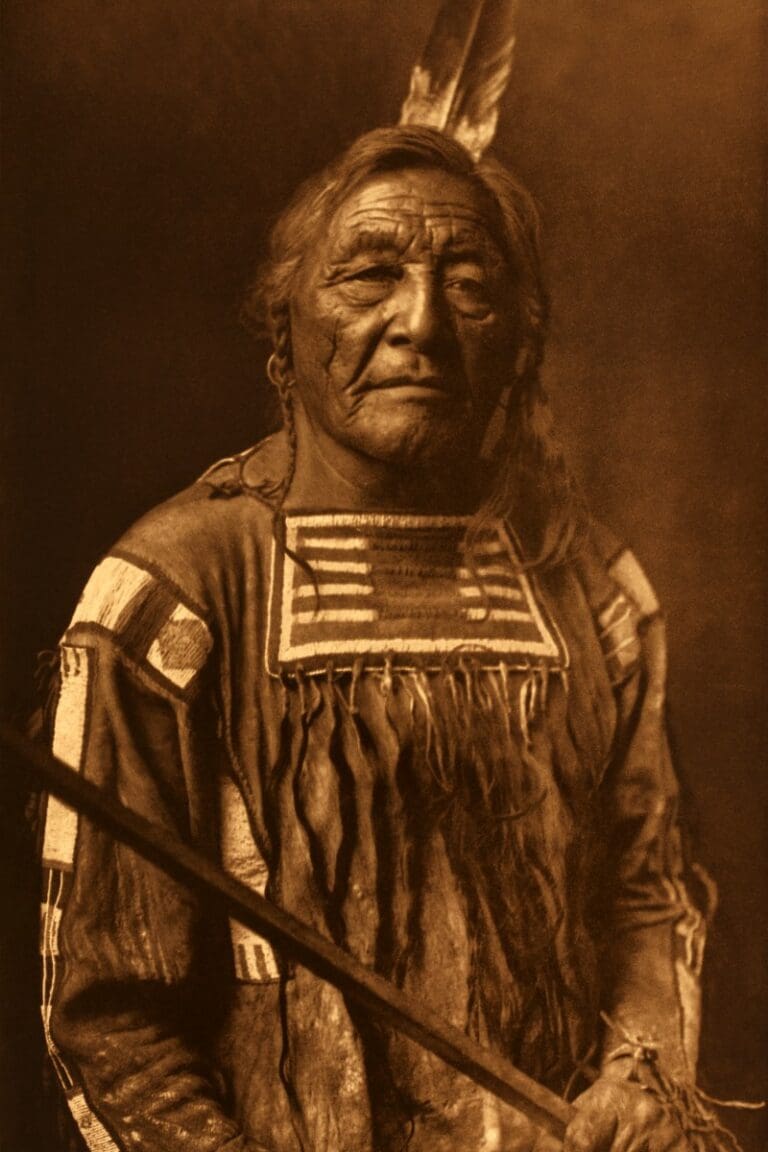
[289,167,519,472]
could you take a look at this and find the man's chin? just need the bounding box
[352,414,476,472]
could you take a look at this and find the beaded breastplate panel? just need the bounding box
[267,513,568,677]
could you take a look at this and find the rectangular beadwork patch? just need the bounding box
[220,775,280,983]
[597,592,642,684]
[42,645,93,870]
[65,1089,120,1152]
[267,513,567,675]
[66,551,213,694]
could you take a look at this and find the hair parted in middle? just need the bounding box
[241,125,586,568]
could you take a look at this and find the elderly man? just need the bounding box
[40,127,707,1152]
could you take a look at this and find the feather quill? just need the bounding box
[399,0,518,161]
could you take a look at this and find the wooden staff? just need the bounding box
[1,719,573,1142]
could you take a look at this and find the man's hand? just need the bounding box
[562,1077,690,1152]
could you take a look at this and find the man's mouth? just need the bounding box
[366,374,457,400]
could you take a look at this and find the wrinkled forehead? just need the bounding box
[325,168,507,260]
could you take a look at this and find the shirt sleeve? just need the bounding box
[39,553,263,1152]
[593,546,713,1083]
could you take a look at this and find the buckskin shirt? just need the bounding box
[40,433,706,1152]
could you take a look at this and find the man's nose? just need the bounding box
[385,270,449,352]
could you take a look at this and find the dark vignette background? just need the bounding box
[2,2,766,1149]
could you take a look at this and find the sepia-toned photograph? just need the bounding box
[2,3,766,1150]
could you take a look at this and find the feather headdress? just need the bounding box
[399,0,518,161]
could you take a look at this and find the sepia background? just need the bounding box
[3,1,766,1148]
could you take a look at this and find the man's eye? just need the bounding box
[443,276,493,318]
[350,265,400,283]
[339,264,400,303]
[446,276,485,295]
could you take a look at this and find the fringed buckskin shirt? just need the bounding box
[40,433,707,1152]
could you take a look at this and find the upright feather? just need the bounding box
[399,0,519,161]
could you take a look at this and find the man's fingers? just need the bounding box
[561,1077,695,1152]
[562,1106,617,1152]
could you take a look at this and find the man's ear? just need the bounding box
[269,310,295,391]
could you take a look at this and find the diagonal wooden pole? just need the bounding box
[1,719,573,1143]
